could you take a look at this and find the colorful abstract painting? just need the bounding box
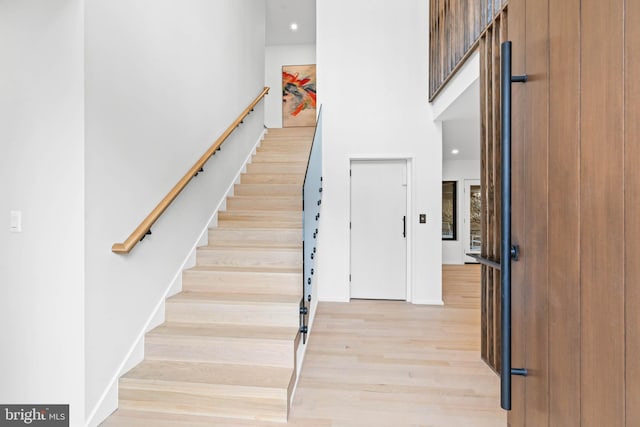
[282,64,316,127]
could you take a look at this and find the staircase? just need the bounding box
[103,127,315,426]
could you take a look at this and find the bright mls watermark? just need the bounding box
[0,406,68,426]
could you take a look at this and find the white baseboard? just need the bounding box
[85,129,266,427]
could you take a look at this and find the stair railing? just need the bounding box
[111,87,270,254]
[300,107,323,343]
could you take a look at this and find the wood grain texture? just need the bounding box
[104,265,506,427]
[547,0,581,425]
[480,31,489,365]
[626,0,640,424]
[429,0,508,100]
[507,1,527,424]
[523,0,550,424]
[111,87,270,254]
[580,0,625,425]
[479,13,507,375]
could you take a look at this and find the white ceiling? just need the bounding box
[266,0,316,46]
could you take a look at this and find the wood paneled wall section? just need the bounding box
[429,0,508,100]
[479,11,507,375]
[506,0,640,425]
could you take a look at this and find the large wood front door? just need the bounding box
[500,0,640,426]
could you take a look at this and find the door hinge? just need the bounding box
[350,169,352,177]
[350,222,352,229]
[349,274,352,282]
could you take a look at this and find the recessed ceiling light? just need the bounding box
[290,22,299,32]
[451,149,460,155]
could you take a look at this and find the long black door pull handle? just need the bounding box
[500,40,529,411]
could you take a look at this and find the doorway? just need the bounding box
[463,180,481,263]
[350,159,408,300]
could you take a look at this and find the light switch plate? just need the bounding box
[10,211,22,233]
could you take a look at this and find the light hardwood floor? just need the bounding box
[106,264,505,426]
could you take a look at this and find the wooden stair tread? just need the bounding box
[122,360,292,389]
[217,221,302,229]
[209,226,301,232]
[148,322,298,341]
[221,209,301,215]
[200,245,301,252]
[247,161,307,166]
[228,194,301,199]
[185,265,301,274]
[168,291,301,304]
[205,241,301,249]
[103,409,309,427]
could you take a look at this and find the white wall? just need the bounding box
[84,0,266,421]
[442,159,481,264]
[265,44,316,128]
[316,0,443,304]
[0,1,85,425]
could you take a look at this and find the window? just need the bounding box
[442,181,457,240]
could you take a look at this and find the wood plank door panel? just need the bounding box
[502,0,638,425]
[580,1,625,425]
[508,0,527,424]
[522,0,550,425]
[625,0,640,423]
[548,0,581,424]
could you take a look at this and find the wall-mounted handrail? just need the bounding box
[112,87,270,254]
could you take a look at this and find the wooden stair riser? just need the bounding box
[246,162,307,174]
[250,153,311,163]
[218,220,301,229]
[182,270,301,295]
[118,387,288,422]
[256,145,311,154]
[267,129,314,136]
[219,210,301,223]
[165,300,300,327]
[266,128,314,137]
[240,173,303,185]
[233,184,301,197]
[207,228,301,248]
[196,248,301,269]
[225,196,302,211]
[258,140,312,148]
[145,336,295,368]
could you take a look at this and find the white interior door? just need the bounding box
[464,180,481,263]
[350,160,407,300]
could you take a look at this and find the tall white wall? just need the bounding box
[0,1,85,425]
[443,159,481,264]
[84,0,266,421]
[316,0,443,304]
[265,44,316,128]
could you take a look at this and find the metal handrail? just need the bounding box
[466,254,501,270]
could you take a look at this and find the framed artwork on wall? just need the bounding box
[282,64,316,127]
